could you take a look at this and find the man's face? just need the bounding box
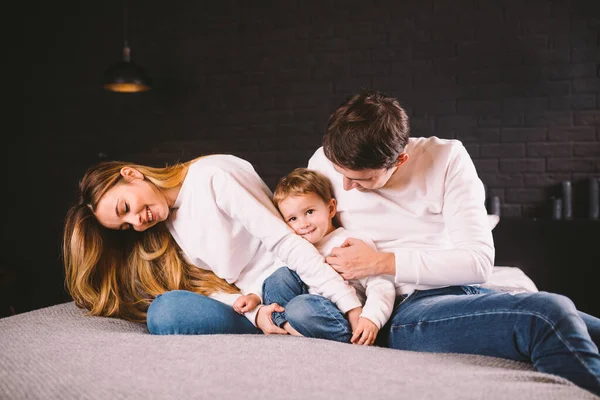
[332,164,397,191]
[332,153,409,191]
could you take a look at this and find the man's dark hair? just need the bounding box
[323,90,410,170]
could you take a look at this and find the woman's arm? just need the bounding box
[212,168,362,314]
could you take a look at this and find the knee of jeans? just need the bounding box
[525,292,578,322]
[286,295,351,342]
[263,266,294,290]
[147,290,186,335]
[284,295,316,323]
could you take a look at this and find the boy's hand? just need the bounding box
[346,306,362,334]
[233,293,261,314]
[351,317,379,346]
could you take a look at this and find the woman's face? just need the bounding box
[94,168,170,232]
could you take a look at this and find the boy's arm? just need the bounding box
[358,275,396,329]
[209,292,263,327]
[349,235,396,329]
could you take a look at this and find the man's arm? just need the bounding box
[327,144,494,286]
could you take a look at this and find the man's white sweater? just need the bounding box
[308,137,495,296]
[166,155,361,326]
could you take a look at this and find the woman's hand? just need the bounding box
[351,317,379,346]
[256,303,289,335]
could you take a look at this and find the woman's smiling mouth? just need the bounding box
[146,206,154,223]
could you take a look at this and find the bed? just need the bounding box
[1,272,597,400]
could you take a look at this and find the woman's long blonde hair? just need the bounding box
[62,157,239,323]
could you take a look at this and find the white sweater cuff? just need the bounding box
[359,310,385,329]
[336,294,363,314]
[244,304,263,327]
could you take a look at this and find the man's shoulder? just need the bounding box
[307,146,327,166]
[409,136,464,154]
[308,147,339,178]
[409,137,470,164]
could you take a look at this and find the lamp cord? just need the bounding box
[123,0,128,47]
[122,0,130,61]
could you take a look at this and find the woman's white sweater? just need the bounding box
[166,155,361,325]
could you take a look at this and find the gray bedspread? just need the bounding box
[0,302,597,400]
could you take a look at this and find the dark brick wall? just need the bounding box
[14,0,599,313]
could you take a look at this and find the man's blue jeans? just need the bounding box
[262,267,600,396]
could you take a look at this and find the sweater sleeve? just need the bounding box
[212,169,362,314]
[208,292,263,327]
[393,144,494,286]
[353,236,396,329]
[358,275,396,329]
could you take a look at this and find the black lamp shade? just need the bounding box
[103,60,151,93]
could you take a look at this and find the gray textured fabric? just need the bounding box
[0,302,597,400]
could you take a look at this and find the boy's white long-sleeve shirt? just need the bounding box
[314,228,396,329]
[166,155,361,326]
[308,137,495,296]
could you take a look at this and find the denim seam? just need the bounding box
[271,313,287,328]
[391,310,600,383]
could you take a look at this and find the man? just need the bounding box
[307,90,600,396]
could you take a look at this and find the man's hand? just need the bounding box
[255,303,289,335]
[346,306,362,334]
[326,237,393,280]
[351,317,379,346]
[233,293,261,314]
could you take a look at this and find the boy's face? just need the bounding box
[278,192,337,244]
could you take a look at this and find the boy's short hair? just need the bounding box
[323,89,410,170]
[273,168,334,209]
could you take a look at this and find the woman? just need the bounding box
[63,154,363,334]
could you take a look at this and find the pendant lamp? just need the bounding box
[103,1,151,93]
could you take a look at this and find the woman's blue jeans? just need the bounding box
[147,290,260,335]
[262,267,600,396]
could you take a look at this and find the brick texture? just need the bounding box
[17,0,600,313]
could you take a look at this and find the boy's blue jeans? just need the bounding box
[147,267,600,396]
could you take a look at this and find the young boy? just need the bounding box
[235,167,396,345]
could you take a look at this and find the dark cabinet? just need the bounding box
[493,218,599,317]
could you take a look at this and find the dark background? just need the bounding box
[11,0,599,317]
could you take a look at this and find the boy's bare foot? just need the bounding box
[283,322,303,337]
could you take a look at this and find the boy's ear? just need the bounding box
[120,167,144,182]
[328,198,337,219]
